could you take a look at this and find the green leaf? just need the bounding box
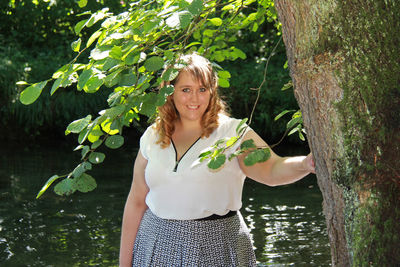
[52,64,70,79]
[50,77,62,96]
[236,118,248,134]
[298,131,306,141]
[119,73,137,87]
[90,47,110,60]
[87,30,102,48]
[77,69,92,91]
[71,163,86,179]
[78,128,89,144]
[226,136,239,147]
[207,154,226,170]
[166,11,193,29]
[232,48,246,60]
[71,38,81,52]
[143,18,162,32]
[274,109,295,121]
[36,175,60,199]
[188,0,203,15]
[144,56,164,72]
[218,78,230,88]
[287,116,302,129]
[75,19,88,35]
[84,75,104,93]
[91,140,102,149]
[20,81,48,105]
[104,69,122,88]
[16,81,28,86]
[89,152,105,164]
[281,80,293,91]
[75,173,97,193]
[240,139,256,150]
[54,179,76,196]
[66,115,92,134]
[243,148,271,166]
[83,161,92,171]
[105,135,124,149]
[161,68,180,81]
[110,46,122,59]
[139,93,158,117]
[209,18,223,26]
[77,0,88,8]
[156,85,174,106]
[198,150,212,159]
[218,70,231,79]
[81,145,90,159]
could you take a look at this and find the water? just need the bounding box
[0,142,331,266]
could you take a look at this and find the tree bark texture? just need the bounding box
[275,1,400,266]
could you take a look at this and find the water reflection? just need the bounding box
[242,181,331,266]
[0,143,330,266]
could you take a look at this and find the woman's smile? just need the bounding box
[172,70,211,123]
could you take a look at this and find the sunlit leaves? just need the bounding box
[66,115,92,135]
[166,10,193,29]
[20,81,48,105]
[71,38,82,52]
[77,0,88,8]
[162,68,180,81]
[29,0,281,197]
[274,109,305,141]
[209,18,223,26]
[36,175,61,199]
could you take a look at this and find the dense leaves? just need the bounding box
[15,0,286,197]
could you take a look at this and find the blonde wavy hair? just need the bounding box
[155,53,227,148]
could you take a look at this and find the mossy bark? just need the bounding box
[275,1,400,266]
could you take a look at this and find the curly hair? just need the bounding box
[155,53,227,148]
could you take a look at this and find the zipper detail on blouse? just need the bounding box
[171,137,201,172]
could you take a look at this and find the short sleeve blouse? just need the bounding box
[140,114,250,220]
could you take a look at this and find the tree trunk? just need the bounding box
[275,1,400,266]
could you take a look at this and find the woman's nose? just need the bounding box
[190,90,199,101]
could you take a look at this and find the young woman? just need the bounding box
[119,53,315,266]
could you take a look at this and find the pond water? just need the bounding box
[0,142,331,266]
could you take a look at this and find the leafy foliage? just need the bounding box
[199,119,271,169]
[16,0,290,197]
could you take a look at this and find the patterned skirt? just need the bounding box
[132,209,257,267]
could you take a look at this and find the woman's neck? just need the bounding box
[175,118,202,133]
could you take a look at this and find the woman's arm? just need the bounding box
[119,151,149,267]
[238,130,315,186]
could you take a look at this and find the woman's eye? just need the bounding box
[199,87,207,92]
[182,88,190,92]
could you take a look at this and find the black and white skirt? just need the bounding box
[132,209,257,267]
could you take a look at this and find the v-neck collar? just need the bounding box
[171,137,201,172]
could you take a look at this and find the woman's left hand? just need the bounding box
[303,153,316,174]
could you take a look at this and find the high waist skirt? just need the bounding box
[132,209,257,267]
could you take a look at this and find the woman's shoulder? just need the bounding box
[141,123,158,142]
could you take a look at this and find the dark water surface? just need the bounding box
[0,142,330,266]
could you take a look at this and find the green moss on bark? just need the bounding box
[308,0,400,265]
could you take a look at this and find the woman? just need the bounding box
[119,53,315,266]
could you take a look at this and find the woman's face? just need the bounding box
[172,70,211,124]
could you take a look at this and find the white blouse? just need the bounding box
[140,114,250,220]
